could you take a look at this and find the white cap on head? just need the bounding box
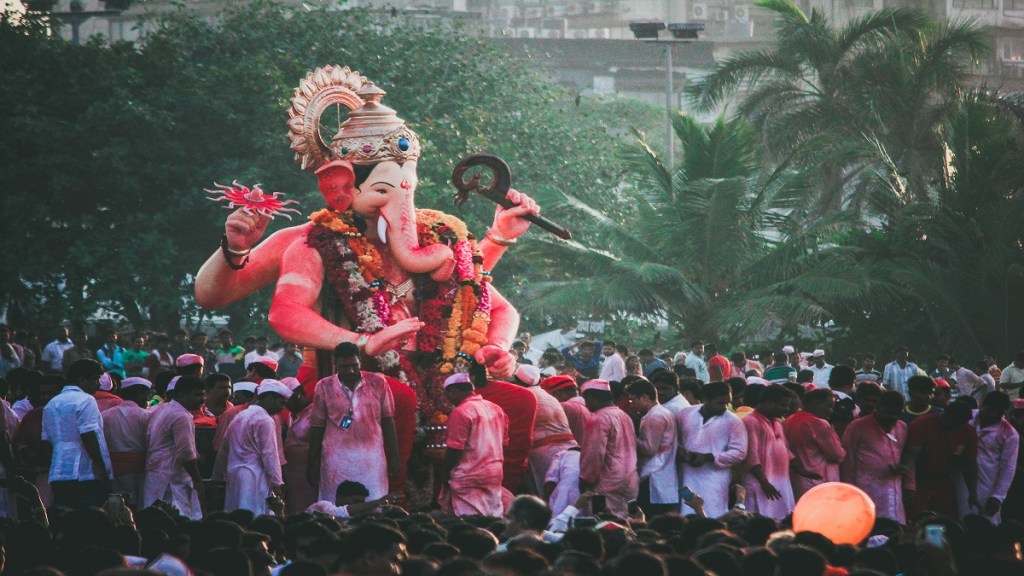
[233,381,258,394]
[782,345,795,355]
[746,376,770,386]
[514,364,541,386]
[813,349,825,358]
[166,376,181,393]
[580,379,611,393]
[99,372,114,392]
[175,353,204,368]
[121,377,153,390]
[281,377,302,392]
[443,372,471,389]
[257,379,293,399]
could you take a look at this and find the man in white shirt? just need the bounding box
[809,349,834,388]
[949,357,991,403]
[998,352,1024,399]
[625,379,678,516]
[306,480,395,519]
[882,346,918,398]
[222,379,291,515]
[598,340,626,382]
[104,377,152,507]
[683,341,710,383]
[244,336,280,369]
[144,375,207,519]
[41,358,112,509]
[40,326,75,374]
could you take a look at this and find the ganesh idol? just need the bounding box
[194,66,538,441]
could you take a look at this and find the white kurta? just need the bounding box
[223,404,283,515]
[103,402,150,507]
[637,404,678,504]
[957,418,1020,524]
[143,400,201,519]
[310,372,395,501]
[676,406,748,518]
[544,447,581,517]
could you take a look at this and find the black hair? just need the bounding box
[678,379,703,400]
[174,375,205,397]
[249,362,277,380]
[507,495,552,531]
[205,372,231,390]
[624,379,657,401]
[336,480,370,500]
[66,359,103,383]
[333,342,358,359]
[702,380,731,399]
[907,375,936,394]
[828,365,856,389]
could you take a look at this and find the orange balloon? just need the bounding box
[792,482,876,545]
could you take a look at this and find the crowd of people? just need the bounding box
[0,322,1022,576]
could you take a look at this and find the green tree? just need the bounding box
[0,1,648,335]
[519,113,881,345]
[686,0,986,215]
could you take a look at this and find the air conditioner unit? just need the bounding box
[734,5,750,22]
[517,28,536,38]
[716,10,730,21]
[691,3,707,20]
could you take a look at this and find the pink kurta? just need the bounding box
[957,418,1019,524]
[741,411,795,520]
[103,402,150,507]
[441,394,508,517]
[223,404,283,515]
[310,372,395,501]
[283,405,316,515]
[561,396,591,445]
[580,405,639,517]
[783,409,845,498]
[676,406,748,518]
[525,385,577,494]
[840,415,913,523]
[637,403,678,504]
[144,400,201,519]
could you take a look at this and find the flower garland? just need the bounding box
[307,208,491,421]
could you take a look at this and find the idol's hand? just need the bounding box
[491,189,540,241]
[225,208,271,252]
[365,318,425,356]
[475,344,516,380]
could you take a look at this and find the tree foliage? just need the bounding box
[0,1,654,335]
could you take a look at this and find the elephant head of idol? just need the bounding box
[289,67,456,281]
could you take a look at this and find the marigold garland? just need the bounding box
[307,208,491,422]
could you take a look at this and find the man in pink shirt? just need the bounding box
[471,362,537,494]
[307,343,401,503]
[512,364,577,495]
[740,385,801,520]
[440,372,509,517]
[783,388,845,499]
[541,375,590,445]
[578,379,638,517]
[958,391,1020,524]
[840,391,914,523]
[103,376,153,508]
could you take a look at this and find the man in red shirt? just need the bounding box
[706,344,731,382]
[905,400,979,519]
[469,361,537,494]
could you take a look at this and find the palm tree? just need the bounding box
[520,113,881,343]
[686,0,987,216]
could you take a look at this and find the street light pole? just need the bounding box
[630,21,703,172]
[664,43,674,169]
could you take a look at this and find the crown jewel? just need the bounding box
[332,83,421,165]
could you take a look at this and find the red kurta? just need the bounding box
[907,413,978,518]
[783,409,845,498]
[476,380,537,493]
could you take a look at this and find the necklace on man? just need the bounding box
[386,278,414,305]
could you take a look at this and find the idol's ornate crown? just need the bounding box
[331,83,421,166]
